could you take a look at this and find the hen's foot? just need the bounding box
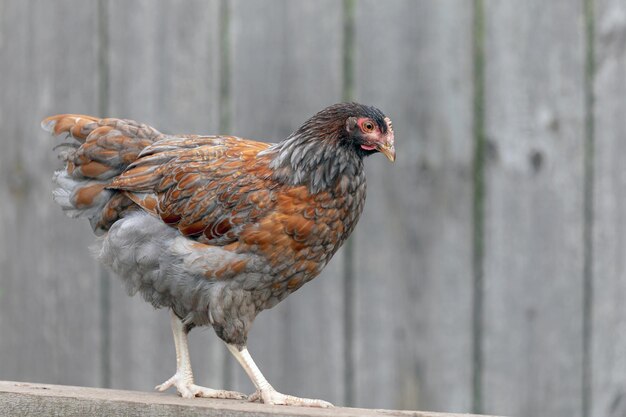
[248,388,333,407]
[155,373,247,400]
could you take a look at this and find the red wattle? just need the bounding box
[360,144,376,151]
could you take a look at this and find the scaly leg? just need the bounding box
[156,310,247,400]
[226,344,332,407]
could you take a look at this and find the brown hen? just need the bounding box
[42,102,395,407]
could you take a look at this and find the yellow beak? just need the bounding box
[378,141,396,162]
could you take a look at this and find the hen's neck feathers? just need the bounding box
[262,124,363,194]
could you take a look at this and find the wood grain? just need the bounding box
[352,0,475,411]
[0,381,501,417]
[591,0,626,416]
[0,0,102,387]
[1,1,623,416]
[105,0,224,392]
[481,2,586,416]
[229,0,345,404]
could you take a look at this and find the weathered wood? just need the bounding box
[0,381,500,417]
[4,2,624,416]
[229,0,345,404]
[352,0,475,411]
[591,1,626,416]
[106,0,224,392]
[481,2,586,416]
[0,0,102,386]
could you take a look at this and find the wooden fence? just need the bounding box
[0,1,623,417]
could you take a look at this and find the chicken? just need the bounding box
[42,102,395,407]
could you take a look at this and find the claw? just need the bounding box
[248,390,260,403]
[249,388,333,408]
[226,344,333,408]
[155,372,246,400]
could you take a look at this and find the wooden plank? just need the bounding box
[0,381,501,417]
[0,1,102,386]
[106,0,224,392]
[352,0,475,411]
[591,1,626,416]
[229,0,345,404]
[481,2,586,416]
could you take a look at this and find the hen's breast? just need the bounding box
[239,169,367,297]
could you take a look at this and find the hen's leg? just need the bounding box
[156,310,247,400]
[226,344,332,407]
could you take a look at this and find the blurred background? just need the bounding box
[0,0,625,416]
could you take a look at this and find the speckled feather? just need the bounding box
[43,103,388,347]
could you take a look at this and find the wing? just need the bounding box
[109,135,277,245]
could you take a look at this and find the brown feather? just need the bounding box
[44,102,390,352]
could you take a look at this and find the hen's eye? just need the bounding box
[362,121,375,133]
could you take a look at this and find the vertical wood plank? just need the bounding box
[229,0,345,404]
[591,1,626,416]
[106,0,223,392]
[352,0,475,411]
[0,0,102,386]
[481,2,586,416]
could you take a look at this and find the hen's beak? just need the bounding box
[377,140,396,162]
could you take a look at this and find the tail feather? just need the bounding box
[41,114,100,142]
[44,114,163,234]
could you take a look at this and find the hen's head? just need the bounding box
[267,102,395,192]
[294,102,396,162]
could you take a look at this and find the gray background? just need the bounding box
[0,1,624,417]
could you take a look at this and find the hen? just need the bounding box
[42,102,395,407]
